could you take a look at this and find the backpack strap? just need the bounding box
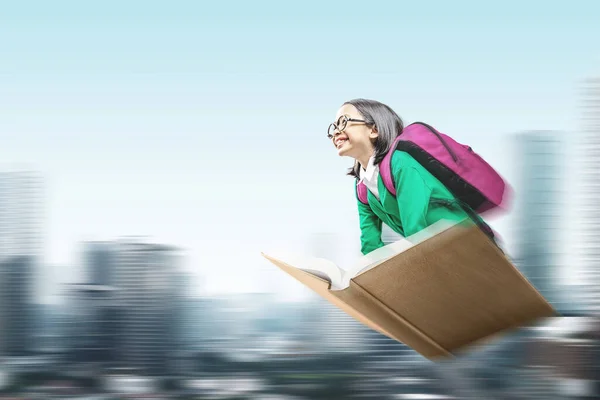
[379,135,402,196]
[356,180,369,205]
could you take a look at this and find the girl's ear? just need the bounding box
[369,125,379,140]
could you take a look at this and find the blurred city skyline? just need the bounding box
[0,2,599,397]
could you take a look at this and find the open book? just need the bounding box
[262,219,557,360]
[264,219,456,291]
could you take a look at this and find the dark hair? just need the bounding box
[342,98,404,178]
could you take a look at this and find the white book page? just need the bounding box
[332,238,415,290]
[262,250,344,288]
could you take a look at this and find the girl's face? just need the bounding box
[329,104,378,159]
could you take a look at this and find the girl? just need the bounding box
[329,98,487,255]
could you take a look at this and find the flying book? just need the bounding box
[262,219,557,360]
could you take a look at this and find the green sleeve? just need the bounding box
[356,190,385,255]
[392,155,433,237]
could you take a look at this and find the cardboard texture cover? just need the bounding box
[262,222,557,361]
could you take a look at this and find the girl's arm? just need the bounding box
[391,152,433,237]
[356,194,385,255]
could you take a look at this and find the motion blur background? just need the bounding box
[1,0,599,399]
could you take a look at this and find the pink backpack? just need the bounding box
[356,122,511,216]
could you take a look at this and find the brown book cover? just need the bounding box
[262,221,557,360]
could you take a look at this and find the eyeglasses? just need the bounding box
[327,115,369,139]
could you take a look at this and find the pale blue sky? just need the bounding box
[0,1,597,301]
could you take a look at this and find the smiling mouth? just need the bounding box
[335,138,348,149]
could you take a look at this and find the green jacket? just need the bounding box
[357,151,475,255]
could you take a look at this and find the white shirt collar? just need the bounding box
[359,155,378,182]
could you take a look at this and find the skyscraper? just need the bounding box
[578,77,600,315]
[63,241,120,370]
[65,283,117,366]
[514,131,565,311]
[114,239,181,376]
[0,171,42,358]
[170,268,196,376]
[0,256,35,357]
[0,171,42,260]
[83,241,116,286]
